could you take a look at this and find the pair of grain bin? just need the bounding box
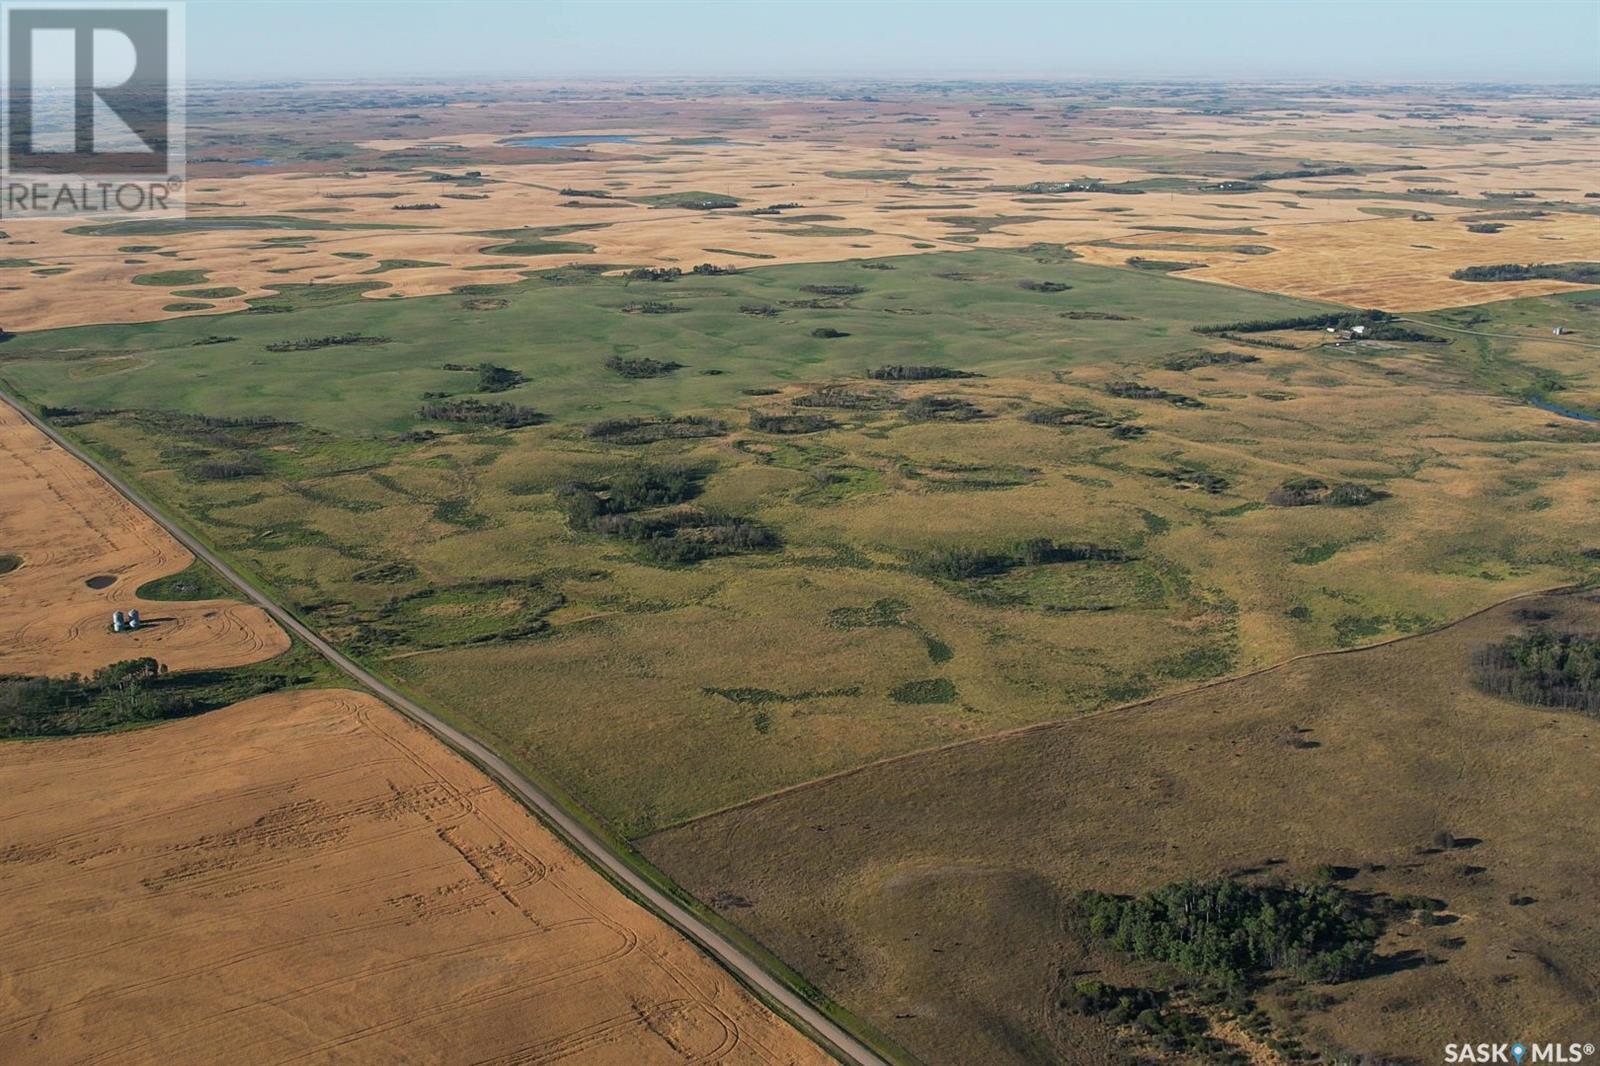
[111,609,141,632]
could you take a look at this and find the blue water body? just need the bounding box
[240,158,275,166]
[508,134,639,148]
[1529,397,1598,422]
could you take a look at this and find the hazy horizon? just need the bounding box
[187,0,1600,85]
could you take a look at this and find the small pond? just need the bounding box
[1529,397,1598,423]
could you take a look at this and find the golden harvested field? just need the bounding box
[0,686,829,1066]
[643,589,1600,1065]
[1069,211,1600,308]
[0,401,288,677]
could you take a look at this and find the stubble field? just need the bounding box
[0,400,288,676]
[0,687,830,1066]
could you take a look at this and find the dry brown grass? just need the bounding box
[0,401,289,677]
[643,590,1600,1065]
[0,686,830,1066]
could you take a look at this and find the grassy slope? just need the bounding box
[0,248,1334,433]
[641,590,1600,1066]
[1,254,1595,834]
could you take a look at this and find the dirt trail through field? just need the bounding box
[0,687,830,1065]
[0,401,290,676]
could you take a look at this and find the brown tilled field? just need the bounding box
[0,686,829,1066]
[643,590,1600,1066]
[0,401,289,677]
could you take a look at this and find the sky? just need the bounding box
[186,0,1600,84]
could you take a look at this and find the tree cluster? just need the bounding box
[749,410,835,434]
[1060,981,1217,1057]
[192,454,266,480]
[1104,382,1205,408]
[1162,351,1260,372]
[1150,467,1230,494]
[553,462,705,529]
[1,658,290,738]
[905,395,985,421]
[1073,879,1382,988]
[265,332,388,352]
[912,538,1125,581]
[418,398,547,428]
[1193,310,1392,336]
[583,415,726,444]
[867,365,977,381]
[1473,631,1600,714]
[1363,324,1446,342]
[608,509,775,563]
[1450,262,1600,284]
[1010,180,1143,196]
[1247,166,1357,181]
[1126,257,1203,272]
[440,362,526,392]
[1265,477,1386,508]
[620,301,687,315]
[552,462,774,563]
[1023,405,1145,438]
[605,355,683,379]
[627,267,683,282]
[792,386,900,411]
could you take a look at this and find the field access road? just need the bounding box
[0,389,887,1066]
[1398,316,1600,350]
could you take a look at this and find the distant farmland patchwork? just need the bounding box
[4,90,1598,333]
